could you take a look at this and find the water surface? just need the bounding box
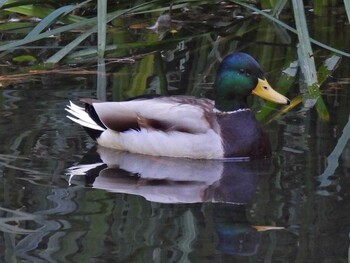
[0,4,350,262]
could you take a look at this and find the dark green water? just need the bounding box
[0,4,350,262]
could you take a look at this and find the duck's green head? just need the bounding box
[214,52,288,112]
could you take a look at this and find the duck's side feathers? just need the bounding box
[91,97,216,134]
[96,128,224,159]
[92,102,140,132]
[136,116,172,131]
[81,98,141,132]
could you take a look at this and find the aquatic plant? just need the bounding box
[0,0,349,117]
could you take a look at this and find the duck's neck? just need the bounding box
[214,97,248,112]
[214,74,251,112]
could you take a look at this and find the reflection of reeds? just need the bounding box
[0,206,38,234]
[318,115,350,188]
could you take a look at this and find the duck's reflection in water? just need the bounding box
[67,146,281,257]
[68,146,272,204]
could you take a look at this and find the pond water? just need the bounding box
[0,3,350,262]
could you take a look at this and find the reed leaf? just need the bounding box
[344,0,350,23]
[256,60,298,122]
[97,0,107,58]
[266,95,302,124]
[24,1,90,40]
[0,1,159,52]
[314,93,329,121]
[127,54,155,97]
[3,3,85,23]
[0,0,6,9]
[45,26,97,64]
[0,21,34,32]
[317,55,341,83]
[230,0,350,57]
[293,0,317,86]
[271,0,288,17]
[0,18,97,51]
[97,58,107,100]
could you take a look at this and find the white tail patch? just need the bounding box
[65,101,105,131]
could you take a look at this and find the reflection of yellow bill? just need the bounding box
[252,225,285,232]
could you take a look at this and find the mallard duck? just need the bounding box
[66,52,288,159]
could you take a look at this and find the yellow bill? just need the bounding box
[252,78,289,104]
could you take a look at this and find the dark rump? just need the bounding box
[78,99,106,140]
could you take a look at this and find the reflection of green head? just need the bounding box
[214,52,265,111]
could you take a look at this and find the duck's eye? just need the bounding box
[239,69,246,74]
[239,68,251,77]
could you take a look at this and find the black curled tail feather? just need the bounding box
[83,103,106,140]
[84,103,107,130]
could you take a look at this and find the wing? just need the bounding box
[86,96,218,134]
